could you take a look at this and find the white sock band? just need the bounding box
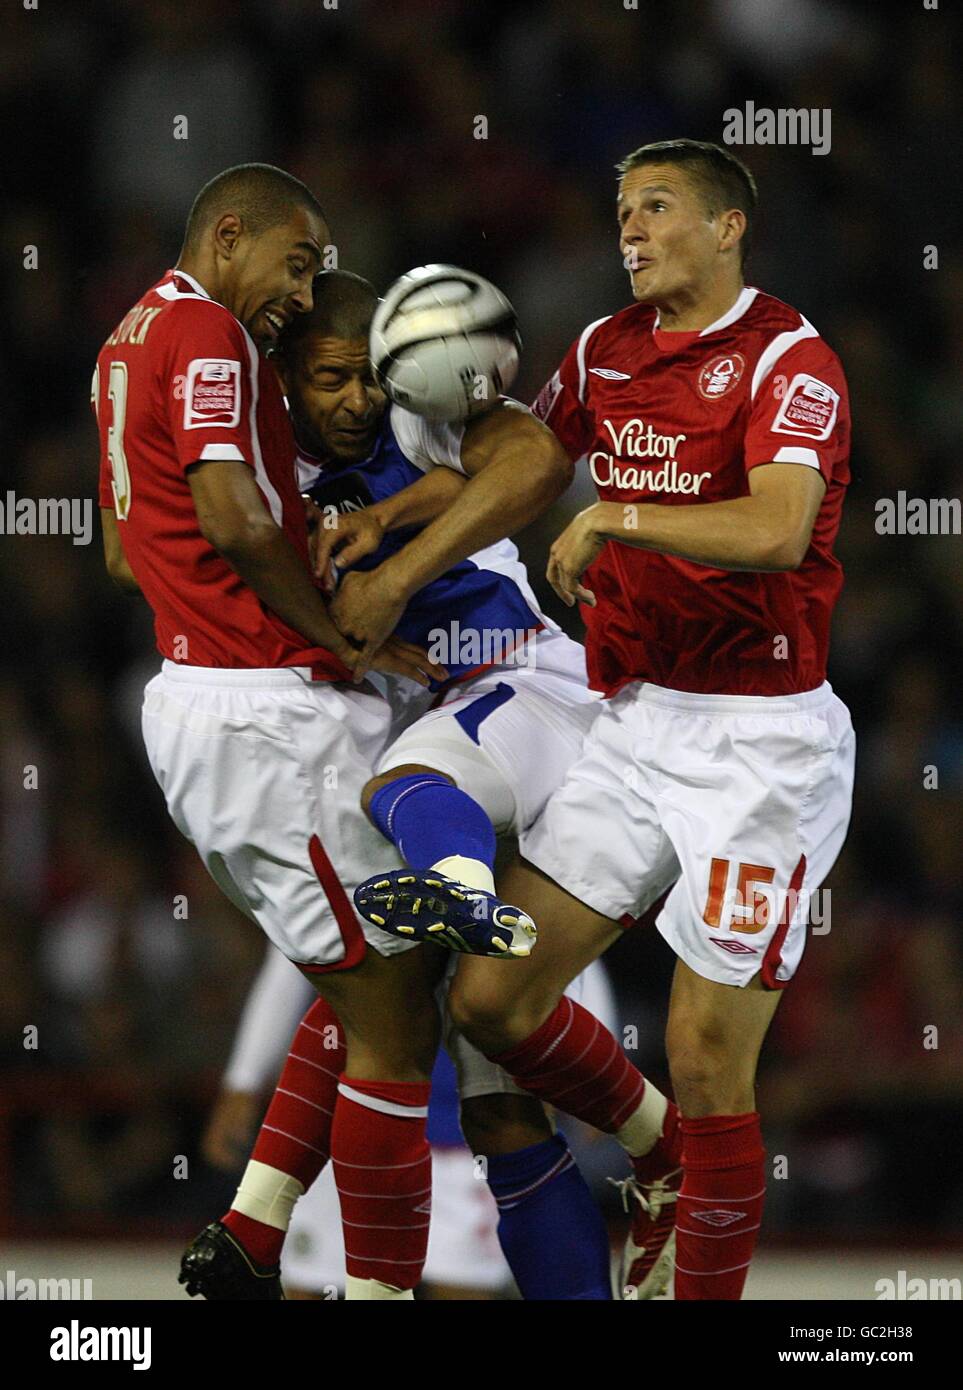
[431,854,496,895]
[345,1275,414,1301]
[231,1159,305,1231]
[615,1082,668,1159]
[338,1081,428,1120]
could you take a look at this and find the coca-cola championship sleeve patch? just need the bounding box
[769,372,840,441]
[183,357,242,430]
[166,304,259,473]
[744,337,849,482]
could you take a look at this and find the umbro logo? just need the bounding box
[709,937,758,954]
[589,367,631,380]
[692,1209,746,1227]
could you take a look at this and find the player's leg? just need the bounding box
[454,1035,613,1301]
[667,958,782,1116]
[366,682,686,1294]
[455,980,615,1302]
[357,760,536,956]
[193,943,445,1301]
[449,859,679,1166]
[446,857,685,1300]
[664,962,779,1302]
[647,680,856,1300]
[359,668,617,1296]
[307,945,445,1299]
[353,656,598,957]
[443,692,690,1297]
[148,668,443,1300]
[663,964,788,1301]
[216,944,443,1284]
[358,754,617,1297]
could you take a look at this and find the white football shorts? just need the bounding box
[375,629,604,1101]
[141,661,412,971]
[521,680,855,989]
[377,628,601,835]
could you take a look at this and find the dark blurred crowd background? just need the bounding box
[1,0,960,1248]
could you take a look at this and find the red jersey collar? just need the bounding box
[652,285,758,354]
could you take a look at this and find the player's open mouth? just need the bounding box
[263,309,288,336]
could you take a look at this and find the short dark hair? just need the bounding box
[276,270,378,357]
[616,139,758,267]
[181,163,325,255]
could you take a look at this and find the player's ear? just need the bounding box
[212,213,243,259]
[718,208,746,256]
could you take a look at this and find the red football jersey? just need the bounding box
[533,286,850,697]
[92,269,351,677]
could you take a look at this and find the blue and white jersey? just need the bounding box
[299,405,557,685]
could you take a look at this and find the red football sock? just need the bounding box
[491,996,646,1133]
[331,1077,431,1290]
[221,995,345,1266]
[674,1112,766,1301]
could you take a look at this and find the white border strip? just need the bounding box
[576,315,612,404]
[750,316,818,400]
[338,1082,429,1119]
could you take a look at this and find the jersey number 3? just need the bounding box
[92,362,132,520]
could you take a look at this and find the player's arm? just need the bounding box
[387,400,574,592]
[100,507,141,594]
[330,402,573,665]
[189,459,441,684]
[372,462,468,531]
[548,463,826,606]
[309,465,467,577]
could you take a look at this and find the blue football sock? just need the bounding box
[485,1134,612,1300]
[368,773,496,873]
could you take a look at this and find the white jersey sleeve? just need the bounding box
[222,945,316,1093]
[390,403,467,475]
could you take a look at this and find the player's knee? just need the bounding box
[666,1028,755,1115]
[344,1007,440,1081]
[446,972,524,1046]
[446,977,509,1039]
[460,1093,552,1156]
[447,974,549,1051]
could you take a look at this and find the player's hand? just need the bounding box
[310,507,385,588]
[201,1089,262,1173]
[330,568,409,675]
[367,634,448,687]
[547,506,605,607]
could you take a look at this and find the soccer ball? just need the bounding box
[370,264,521,422]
